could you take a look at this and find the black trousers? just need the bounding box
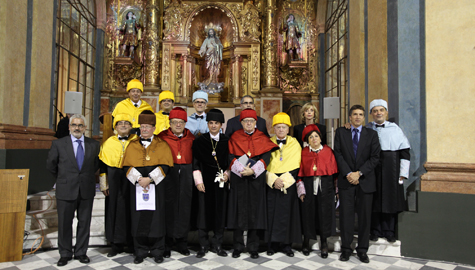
[339,185,373,253]
[371,212,396,237]
[198,228,224,249]
[134,236,164,258]
[233,229,260,252]
[56,196,94,257]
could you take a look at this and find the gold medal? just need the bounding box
[247,150,251,157]
[212,151,216,156]
[146,155,150,161]
[177,153,182,159]
[313,164,317,171]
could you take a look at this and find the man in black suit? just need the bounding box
[333,105,380,263]
[224,95,270,137]
[47,114,100,267]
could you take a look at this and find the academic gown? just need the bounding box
[227,129,279,230]
[112,98,154,128]
[158,128,195,238]
[192,133,229,230]
[265,136,302,244]
[298,145,339,239]
[99,135,136,244]
[367,122,411,214]
[121,136,174,238]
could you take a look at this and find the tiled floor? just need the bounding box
[1,247,474,270]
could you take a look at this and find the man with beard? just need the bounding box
[121,110,174,264]
[227,109,279,259]
[192,109,229,258]
[47,114,100,266]
[158,107,195,257]
[98,113,135,257]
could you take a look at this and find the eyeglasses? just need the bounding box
[170,120,185,125]
[242,119,256,124]
[71,124,85,128]
[241,102,254,105]
[116,121,131,126]
[194,101,206,104]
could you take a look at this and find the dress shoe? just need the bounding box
[154,255,164,263]
[302,238,311,256]
[177,248,190,256]
[320,239,328,259]
[266,249,275,256]
[301,247,310,256]
[107,250,118,257]
[370,234,378,241]
[74,255,90,263]
[357,252,370,263]
[196,247,207,258]
[386,235,396,243]
[284,249,294,257]
[163,249,171,258]
[339,251,351,261]
[250,251,259,259]
[57,257,72,267]
[232,250,241,258]
[134,256,144,264]
[216,248,227,257]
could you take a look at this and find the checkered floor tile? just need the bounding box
[1,247,474,270]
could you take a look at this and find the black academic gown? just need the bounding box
[300,175,335,239]
[100,162,132,244]
[163,163,194,239]
[124,165,169,238]
[227,152,270,231]
[373,149,410,213]
[192,133,229,231]
[266,168,302,244]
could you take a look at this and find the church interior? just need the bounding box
[0,0,474,268]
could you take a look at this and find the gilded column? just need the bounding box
[143,0,160,89]
[232,55,242,103]
[262,0,278,90]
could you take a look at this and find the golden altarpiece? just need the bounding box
[101,0,321,134]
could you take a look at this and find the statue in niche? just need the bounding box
[283,14,302,61]
[198,25,224,93]
[119,11,141,58]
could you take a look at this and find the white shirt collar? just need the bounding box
[210,132,220,141]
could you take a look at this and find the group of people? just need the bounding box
[47,78,411,266]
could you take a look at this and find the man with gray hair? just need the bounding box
[367,99,410,243]
[47,114,100,266]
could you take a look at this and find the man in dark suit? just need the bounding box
[333,105,380,263]
[47,114,100,267]
[224,95,270,137]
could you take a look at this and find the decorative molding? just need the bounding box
[0,124,56,150]
[421,162,475,195]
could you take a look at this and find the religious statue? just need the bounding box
[283,14,302,61]
[198,26,224,93]
[119,11,140,58]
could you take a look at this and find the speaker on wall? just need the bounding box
[64,91,83,115]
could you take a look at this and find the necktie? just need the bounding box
[196,115,204,119]
[352,129,359,157]
[376,124,385,128]
[118,136,129,140]
[76,139,84,170]
[141,138,152,142]
[277,139,286,145]
[134,104,138,107]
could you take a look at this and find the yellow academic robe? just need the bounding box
[154,111,170,135]
[112,98,154,128]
